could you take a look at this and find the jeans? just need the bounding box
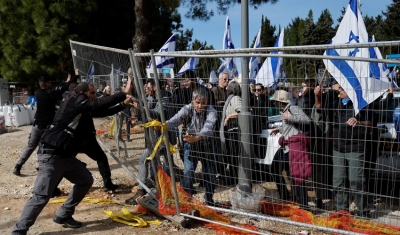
[181,142,216,204]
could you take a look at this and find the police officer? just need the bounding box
[11,81,132,234]
[13,72,77,176]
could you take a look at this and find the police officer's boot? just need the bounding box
[13,164,22,176]
[103,178,119,191]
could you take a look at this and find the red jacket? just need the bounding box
[279,133,311,185]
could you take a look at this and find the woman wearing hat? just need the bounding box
[270,90,313,210]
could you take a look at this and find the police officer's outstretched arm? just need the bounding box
[50,69,80,100]
[88,76,133,117]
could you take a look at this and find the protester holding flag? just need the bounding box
[315,83,374,216]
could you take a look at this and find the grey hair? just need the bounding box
[192,87,209,100]
[226,81,241,96]
[218,71,230,79]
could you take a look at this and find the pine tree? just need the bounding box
[381,0,400,40]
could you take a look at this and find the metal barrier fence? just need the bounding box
[70,39,400,234]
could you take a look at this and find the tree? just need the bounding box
[180,0,278,21]
[0,0,97,82]
[132,0,280,53]
[0,0,182,82]
[381,0,400,41]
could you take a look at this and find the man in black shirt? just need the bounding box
[11,82,132,234]
[13,74,76,176]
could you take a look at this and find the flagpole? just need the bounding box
[238,0,253,192]
[318,69,327,87]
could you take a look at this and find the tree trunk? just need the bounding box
[132,0,148,53]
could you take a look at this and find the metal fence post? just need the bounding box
[238,0,253,192]
[149,49,181,215]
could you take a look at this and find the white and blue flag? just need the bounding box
[148,33,176,69]
[209,68,218,84]
[218,16,238,78]
[323,0,390,113]
[370,35,397,87]
[176,47,203,76]
[256,29,284,87]
[249,29,262,82]
[86,61,94,82]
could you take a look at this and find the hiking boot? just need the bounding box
[103,178,119,192]
[53,215,82,228]
[125,189,146,205]
[13,164,22,176]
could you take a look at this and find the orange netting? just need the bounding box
[157,167,259,234]
[261,201,400,235]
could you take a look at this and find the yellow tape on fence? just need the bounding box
[141,120,176,162]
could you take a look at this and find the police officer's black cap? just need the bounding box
[39,76,50,82]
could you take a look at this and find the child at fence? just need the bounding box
[161,88,218,206]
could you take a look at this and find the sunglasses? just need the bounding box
[255,89,262,92]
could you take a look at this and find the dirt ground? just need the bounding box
[0,121,216,235]
[4,119,391,235]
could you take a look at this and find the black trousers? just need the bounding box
[80,137,113,180]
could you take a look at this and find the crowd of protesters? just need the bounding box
[120,69,394,219]
[12,67,395,234]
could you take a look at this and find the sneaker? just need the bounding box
[13,164,22,176]
[53,215,82,228]
[125,189,146,205]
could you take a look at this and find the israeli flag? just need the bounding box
[148,33,176,69]
[323,0,390,113]
[256,29,284,87]
[218,16,238,78]
[370,35,397,87]
[209,68,218,84]
[86,61,94,82]
[176,47,203,76]
[217,59,238,78]
[249,29,262,82]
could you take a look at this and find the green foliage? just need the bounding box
[382,0,400,41]
[181,0,278,21]
[0,0,97,82]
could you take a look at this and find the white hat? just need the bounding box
[270,90,291,104]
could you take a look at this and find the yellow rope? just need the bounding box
[141,120,176,162]
[49,197,162,227]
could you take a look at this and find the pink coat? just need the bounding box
[279,133,311,185]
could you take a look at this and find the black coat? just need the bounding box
[41,90,126,156]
